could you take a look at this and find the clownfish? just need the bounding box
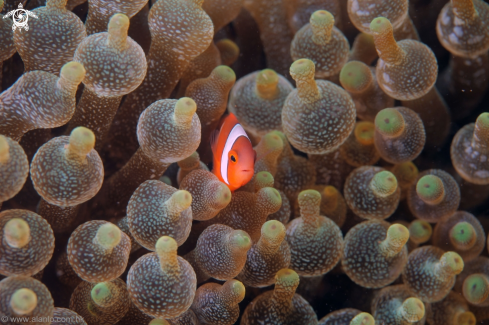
[211,113,256,192]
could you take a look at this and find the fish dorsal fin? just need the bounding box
[210,129,219,154]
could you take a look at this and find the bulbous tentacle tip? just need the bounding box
[261,220,286,240]
[229,230,252,250]
[96,223,122,250]
[275,268,300,288]
[298,189,321,207]
[323,185,339,199]
[261,132,284,151]
[255,171,274,189]
[69,126,96,156]
[225,279,246,301]
[350,312,375,325]
[259,187,282,207]
[290,59,316,82]
[457,311,476,325]
[387,224,410,246]
[155,236,178,255]
[441,251,464,274]
[10,288,38,316]
[108,13,130,33]
[450,221,477,249]
[375,108,405,137]
[256,69,279,87]
[392,162,419,183]
[4,218,31,248]
[401,297,425,322]
[174,97,197,123]
[475,112,489,136]
[463,274,489,305]
[60,61,86,85]
[178,151,200,169]
[214,183,232,206]
[408,220,432,244]
[371,171,398,197]
[170,190,193,212]
[340,61,373,93]
[149,319,171,325]
[90,282,112,307]
[213,65,236,83]
[354,121,375,146]
[416,175,445,205]
[369,17,393,34]
[310,10,334,29]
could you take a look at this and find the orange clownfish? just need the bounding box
[211,113,256,192]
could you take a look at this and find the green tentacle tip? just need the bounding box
[369,17,393,34]
[214,183,231,205]
[261,187,282,205]
[256,69,279,87]
[95,223,122,250]
[91,283,113,307]
[60,61,86,84]
[290,59,316,81]
[69,126,96,156]
[350,312,375,325]
[375,108,405,137]
[298,189,322,207]
[463,274,489,305]
[169,190,192,212]
[276,268,300,288]
[354,121,375,146]
[370,171,398,197]
[261,131,284,150]
[255,171,274,189]
[108,13,130,32]
[10,288,37,315]
[175,97,197,121]
[408,220,432,244]
[227,279,246,298]
[229,230,252,250]
[441,251,464,274]
[149,319,171,325]
[400,297,425,322]
[457,311,476,325]
[386,224,410,246]
[0,135,8,161]
[310,10,334,28]
[416,175,445,205]
[340,61,372,93]
[160,176,172,186]
[4,218,31,248]
[213,65,236,83]
[450,221,477,249]
[261,220,286,240]
[155,236,178,255]
[392,162,418,183]
[178,151,200,169]
[475,112,489,132]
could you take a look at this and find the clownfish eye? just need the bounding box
[229,150,239,164]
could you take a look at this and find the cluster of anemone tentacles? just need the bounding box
[1,0,489,324]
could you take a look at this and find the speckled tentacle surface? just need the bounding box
[0,209,54,276]
[84,0,148,35]
[69,278,130,325]
[0,276,54,324]
[105,0,213,162]
[67,220,131,283]
[127,180,193,250]
[13,0,86,74]
[127,236,197,318]
[0,135,28,203]
[241,269,318,325]
[0,62,85,141]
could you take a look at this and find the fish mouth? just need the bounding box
[241,170,252,173]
